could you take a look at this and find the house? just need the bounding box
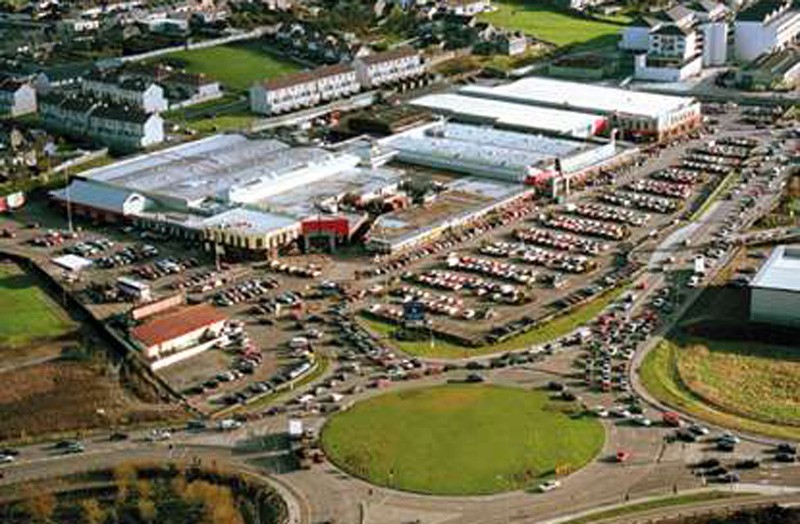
[497,31,527,56]
[735,47,800,89]
[445,0,491,16]
[734,0,800,62]
[634,24,703,81]
[81,70,168,113]
[0,76,37,117]
[39,93,164,150]
[249,64,360,115]
[118,63,223,108]
[353,47,426,89]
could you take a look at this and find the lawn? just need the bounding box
[480,0,629,47]
[0,264,75,349]
[639,339,800,440]
[321,385,604,495]
[163,42,299,92]
[360,284,626,359]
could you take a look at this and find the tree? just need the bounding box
[25,492,56,523]
[113,463,138,502]
[138,498,157,523]
[80,499,105,524]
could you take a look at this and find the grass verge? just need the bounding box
[563,491,750,524]
[638,339,800,440]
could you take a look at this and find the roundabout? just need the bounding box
[320,384,605,495]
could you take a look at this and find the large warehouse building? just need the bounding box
[51,134,400,256]
[459,77,701,142]
[750,245,800,327]
[409,93,607,138]
[382,121,618,185]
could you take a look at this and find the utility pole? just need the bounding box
[65,167,73,234]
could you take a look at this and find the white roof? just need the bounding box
[460,77,697,119]
[52,254,93,272]
[409,93,604,136]
[750,245,800,293]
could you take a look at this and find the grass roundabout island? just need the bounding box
[320,384,605,495]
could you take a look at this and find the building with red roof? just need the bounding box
[130,304,227,362]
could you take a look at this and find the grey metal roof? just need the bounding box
[50,179,145,214]
[750,245,800,292]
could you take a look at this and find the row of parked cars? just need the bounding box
[599,192,678,214]
[405,270,529,305]
[540,214,629,242]
[364,197,540,277]
[481,241,594,274]
[566,203,648,227]
[212,277,281,307]
[96,244,159,268]
[514,227,608,256]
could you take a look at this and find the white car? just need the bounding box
[538,480,561,492]
[632,415,652,427]
[594,406,609,418]
[687,275,701,288]
[0,455,15,464]
[147,429,172,442]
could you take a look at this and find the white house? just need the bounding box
[82,71,168,114]
[39,93,164,150]
[353,47,426,89]
[634,24,703,81]
[0,77,37,117]
[734,0,800,62]
[445,0,491,16]
[249,64,359,115]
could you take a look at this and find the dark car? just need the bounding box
[777,443,797,455]
[560,390,577,401]
[109,432,129,442]
[717,441,736,452]
[547,381,565,392]
[465,373,485,383]
[735,458,760,469]
[0,448,19,457]
[775,453,797,463]
[695,458,721,469]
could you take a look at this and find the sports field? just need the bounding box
[0,264,75,349]
[321,385,604,495]
[164,42,299,92]
[640,339,800,440]
[480,0,628,47]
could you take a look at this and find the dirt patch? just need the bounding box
[0,360,183,441]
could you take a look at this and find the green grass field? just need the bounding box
[0,264,75,348]
[163,42,299,92]
[639,340,800,440]
[360,285,626,359]
[321,385,604,495]
[480,0,629,47]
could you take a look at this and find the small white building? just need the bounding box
[250,64,360,115]
[750,245,800,327]
[353,47,426,89]
[0,77,37,117]
[734,0,800,62]
[634,24,704,82]
[445,0,491,16]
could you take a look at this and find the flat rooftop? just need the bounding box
[409,93,605,136]
[460,77,697,119]
[264,166,404,217]
[80,134,336,205]
[372,175,523,245]
[751,245,800,293]
[385,122,588,172]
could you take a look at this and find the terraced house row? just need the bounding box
[250,47,426,115]
[39,93,164,150]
